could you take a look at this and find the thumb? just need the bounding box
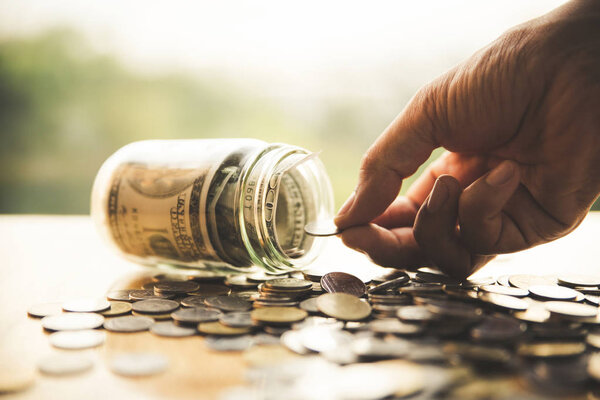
[334,86,443,229]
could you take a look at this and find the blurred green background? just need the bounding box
[0,29,429,213]
[0,0,596,214]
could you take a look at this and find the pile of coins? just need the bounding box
[26,267,600,399]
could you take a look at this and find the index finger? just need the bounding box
[334,88,440,229]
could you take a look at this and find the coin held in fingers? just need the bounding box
[304,219,341,237]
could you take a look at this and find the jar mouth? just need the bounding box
[238,144,334,272]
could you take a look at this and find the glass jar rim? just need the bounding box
[238,143,333,272]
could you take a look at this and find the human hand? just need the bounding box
[335,0,600,279]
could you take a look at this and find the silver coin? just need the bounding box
[106,290,135,302]
[204,295,252,312]
[232,291,260,301]
[62,298,111,313]
[557,274,600,287]
[49,330,106,350]
[508,275,557,290]
[154,280,200,295]
[150,321,197,337]
[109,353,168,376]
[181,296,212,308]
[480,284,528,297]
[41,313,105,331]
[204,335,254,351]
[131,299,180,314]
[129,289,175,301]
[544,301,599,318]
[299,297,320,313]
[478,293,529,311]
[528,285,581,301]
[219,312,253,328]
[103,315,154,332]
[304,219,341,237]
[264,278,313,290]
[27,302,63,318]
[171,307,222,324]
[38,354,93,376]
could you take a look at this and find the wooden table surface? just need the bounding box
[1,213,599,400]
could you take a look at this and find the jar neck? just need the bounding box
[238,144,333,272]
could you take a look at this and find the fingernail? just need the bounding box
[427,178,448,212]
[486,161,514,186]
[336,191,356,218]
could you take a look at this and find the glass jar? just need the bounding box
[91,139,334,273]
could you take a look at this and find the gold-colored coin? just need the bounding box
[516,342,585,358]
[316,293,372,321]
[250,307,308,325]
[100,301,132,317]
[197,321,252,336]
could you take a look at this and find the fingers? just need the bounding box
[413,175,494,279]
[458,160,523,253]
[334,86,442,229]
[405,152,492,206]
[339,224,426,269]
[413,175,467,278]
[370,196,419,229]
